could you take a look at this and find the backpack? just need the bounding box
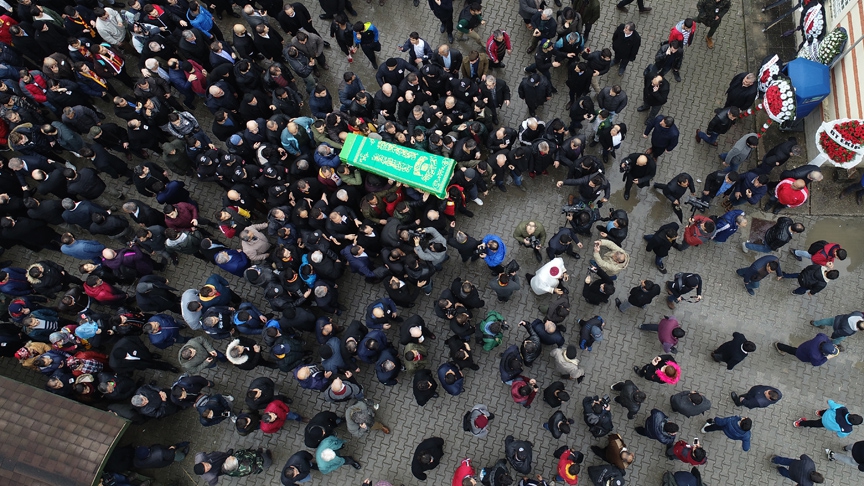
[807,239,828,255]
[462,410,473,431]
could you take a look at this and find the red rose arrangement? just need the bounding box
[834,120,864,148]
[819,132,854,163]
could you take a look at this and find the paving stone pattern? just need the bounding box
[2,1,863,486]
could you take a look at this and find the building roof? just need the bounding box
[0,376,129,486]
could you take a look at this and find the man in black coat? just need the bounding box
[670,390,712,417]
[412,368,439,406]
[411,436,445,480]
[450,277,485,309]
[179,29,211,67]
[546,226,582,261]
[304,411,342,448]
[724,72,758,110]
[753,137,802,175]
[616,278,661,311]
[712,332,756,370]
[481,76,510,125]
[611,22,641,76]
[136,274,181,313]
[65,167,107,201]
[621,152,656,200]
[582,266,615,305]
[611,380,645,419]
[122,200,166,227]
[1,216,62,251]
[643,115,679,158]
[637,72,670,124]
[699,170,739,204]
[110,336,178,374]
[787,264,838,296]
[696,106,740,146]
[253,24,285,62]
[24,198,65,226]
[743,217,805,254]
[278,3,323,38]
[518,74,552,117]
[246,376,291,410]
[771,454,823,485]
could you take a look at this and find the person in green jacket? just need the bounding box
[514,220,547,262]
[316,435,362,473]
[404,342,429,372]
[476,310,507,351]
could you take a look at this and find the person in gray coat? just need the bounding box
[596,85,628,123]
[670,390,712,417]
[345,399,390,437]
[720,133,758,174]
[413,227,449,269]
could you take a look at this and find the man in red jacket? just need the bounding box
[259,399,306,433]
[791,241,847,267]
[765,178,808,214]
[451,457,477,486]
[83,274,128,306]
[680,215,715,250]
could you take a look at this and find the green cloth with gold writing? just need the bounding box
[339,133,456,198]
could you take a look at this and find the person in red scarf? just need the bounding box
[74,61,114,98]
[91,43,136,89]
[553,445,584,484]
[62,6,98,40]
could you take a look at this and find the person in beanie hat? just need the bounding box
[463,403,494,438]
[504,435,533,475]
[793,399,863,437]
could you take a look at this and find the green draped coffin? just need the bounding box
[339,133,456,198]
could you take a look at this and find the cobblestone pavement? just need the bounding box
[2,1,864,486]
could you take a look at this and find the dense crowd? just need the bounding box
[0,0,862,485]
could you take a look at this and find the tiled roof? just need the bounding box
[0,376,128,486]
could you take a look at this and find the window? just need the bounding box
[830,0,854,19]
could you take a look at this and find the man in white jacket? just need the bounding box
[527,257,567,295]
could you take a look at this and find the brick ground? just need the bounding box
[2,1,863,486]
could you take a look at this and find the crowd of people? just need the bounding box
[0,0,861,485]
